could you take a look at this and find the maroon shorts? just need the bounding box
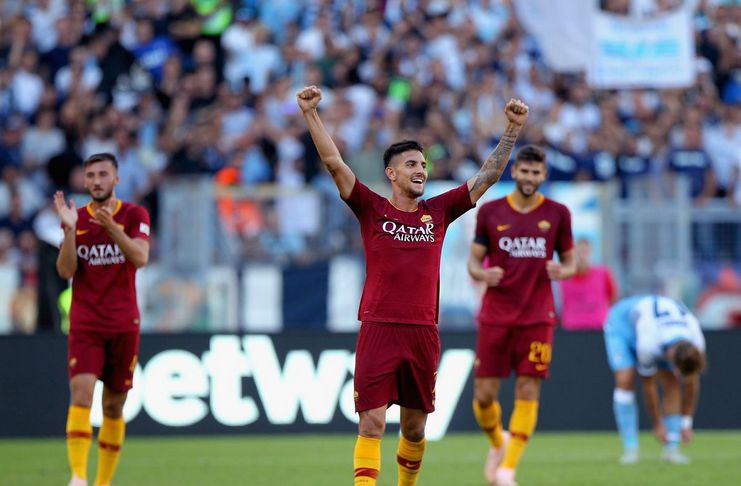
[474,323,554,379]
[67,329,140,392]
[354,322,440,413]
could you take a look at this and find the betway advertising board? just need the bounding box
[92,335,473,441]
[2,332,739,437]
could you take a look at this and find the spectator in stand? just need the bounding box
[21,109,66,171]
[559,238,619,330]
[0,190,34,237]
[0,0,739,334]
[132,17,179,84]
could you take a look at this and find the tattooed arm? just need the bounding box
[297,85,356,199]
[467,99,529,204]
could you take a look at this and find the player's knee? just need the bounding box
[102,403,124,418]
[401,426,425,443]
[473,394,494,408]
[358,414,385,438]
[515,378,540,400]
[101,396,126,418]
[70,389,94,408]
[614,369,635,389]
[473,381,498,405]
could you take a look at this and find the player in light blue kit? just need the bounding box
[604,295,705,465]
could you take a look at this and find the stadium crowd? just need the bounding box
[0,0,740,333]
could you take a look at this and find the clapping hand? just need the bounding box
[53,191,78,231]
[92,199,118,232]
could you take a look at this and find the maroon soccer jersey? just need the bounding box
[70,200,150,331]
[344,179,474,325]
[475,194,573,327]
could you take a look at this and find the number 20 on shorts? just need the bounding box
[528,341,552,371]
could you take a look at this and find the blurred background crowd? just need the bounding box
[1,0,740,334]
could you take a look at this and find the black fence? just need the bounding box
[1,330,738,437]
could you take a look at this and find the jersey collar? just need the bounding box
[86,199,123,218]
[506,193,545,213]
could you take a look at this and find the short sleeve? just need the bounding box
[556,204,574,255]
[426,182,475,227]
[128,206,151,240]
[687,313,706,353]
[635,311,659,376]
[473,204,490,248]
[343,178,376,218]
[605,268,619,301]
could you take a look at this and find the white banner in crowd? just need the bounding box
[587,8,695,89]
[514,0,593,73]
[515,1,696,89]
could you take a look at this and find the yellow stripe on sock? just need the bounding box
[66,405,92,480]
[502,399,538,470]
[94,416,125,486]
[473,400,503,448]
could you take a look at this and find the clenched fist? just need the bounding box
[546,260,566,280]
[296,85,322,112]
[483,266,505,287]
[504,98,529,127]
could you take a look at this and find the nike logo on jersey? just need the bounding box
[496,224,510,231]
[76,229,89,235]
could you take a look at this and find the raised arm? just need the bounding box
[54,191,78,280]
[297,86,356,199]
[467,99,529,204]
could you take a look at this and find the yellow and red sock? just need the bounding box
[94,415,125,486]
[354,435,381,485]
[473,400,503,448]
[66,405,92,480]
[502,399,538,470]
[397,436,425,486]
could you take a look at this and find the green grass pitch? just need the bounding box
[2,431,740,485]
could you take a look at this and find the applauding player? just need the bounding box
[56,153,150,486]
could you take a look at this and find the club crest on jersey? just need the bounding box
[537,220,551,232]
[420,214,432,223]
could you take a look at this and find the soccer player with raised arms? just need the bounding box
[468,145,575,486]
[297,85,528,486]
[604,294,705,465]
[55,153,150,486]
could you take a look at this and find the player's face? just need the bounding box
[84,160,119,203]
[511,160,546,197]
[386,150,427,198]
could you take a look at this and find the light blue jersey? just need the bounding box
[603,295,705,375]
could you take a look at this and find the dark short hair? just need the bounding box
[83,153,119,170]
[383,140,424,168]
[673,340,705,376]
[514,144,546,165]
